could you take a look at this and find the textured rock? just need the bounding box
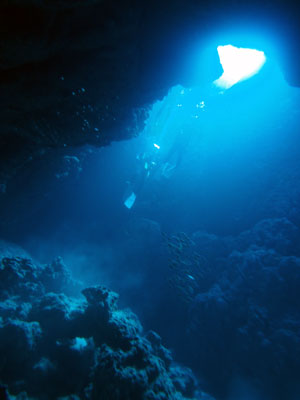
[0,0,299,185]
[166,218,300,399]
[0,253,202,399]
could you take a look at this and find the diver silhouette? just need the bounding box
[123,143,161,209]
[123,85,206,208]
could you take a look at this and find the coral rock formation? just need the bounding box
[0,254,202,400]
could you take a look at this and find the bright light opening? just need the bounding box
[214,45,266,89]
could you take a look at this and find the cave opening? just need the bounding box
[1,12,300,400]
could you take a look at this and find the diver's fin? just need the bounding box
[124,192,136,209]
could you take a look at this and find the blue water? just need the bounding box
[2,51,300,399]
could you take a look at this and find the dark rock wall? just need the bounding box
[158,218,300,399]
[0,0,299,183]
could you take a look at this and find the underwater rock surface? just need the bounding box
[0,251,206,400]
[0,0,299,185]
[163,217,300,399]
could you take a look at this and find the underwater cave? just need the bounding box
[1,1,300,399]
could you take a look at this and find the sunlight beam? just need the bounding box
[214,44,266,89]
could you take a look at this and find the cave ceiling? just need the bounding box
[0,0,299,183]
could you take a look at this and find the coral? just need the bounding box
[168,218,300,399]
[0,254,201,399]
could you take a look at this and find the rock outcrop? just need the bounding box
[166,218,300,399]
[0,253,205,400]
